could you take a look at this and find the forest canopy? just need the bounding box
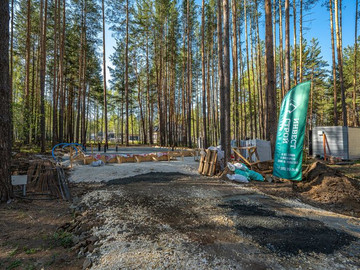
[8,0,360,151]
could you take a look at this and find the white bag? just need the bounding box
[227,174,249,183]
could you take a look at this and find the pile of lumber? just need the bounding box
[27,160,71,200]
[82,150,199,165]
[198,149,218,176]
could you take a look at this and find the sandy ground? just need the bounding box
[69,157,198,183]
[65,156,360,269]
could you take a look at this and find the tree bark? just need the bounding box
[329,0,338,125]
[265,0,277,153]
[24,0,31,144]
[52,0,58,145]
[279,0,285,98]
[334,0,347,126]
[146,36,153,144]
[299,0,303,82]
[250,16,258,139]
[293,0,297,84]
[201,0,207,148]
[285,0,291,92]
[125,0,129,145]
[244,0,253,138]
[58,0,65,143]
[353,0,359,126]
[223,0,231,162]
[256,6,265,139]
[10,0,13,144]
[217,0,225,149]
[40,0,48,152]
[231,0,239,143]
[0,0,12,202]
[187,0,192,148]
[81,2,87,145]
[102,0,108,147]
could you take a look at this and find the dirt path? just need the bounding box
[69,172,360,269]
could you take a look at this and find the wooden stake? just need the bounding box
[323,132,327,161]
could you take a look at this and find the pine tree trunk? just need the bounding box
[353,0,359,126]
[250,16,258,139]
[244,0,253,138]
[207,45,212,145]
[273,0,276,86]
[231,0,239,143]
[256,7,265,139]
[0,0,12,202]
[52,0,58,146]
[10,0,13,101]
[334,0,347,126]
[40,0,48,152]
[293,0,297,84]
[24,0,31,144]
[102,0,108,147]
[81,2,87,145]
[223,0,231,161]
[299,0,303,82]
[238,19,246,139]
[217,0,225,149]
[310,70,314,129]
[146,36,153,144]
[187,0,192,148]
[10,0,14,143]
[265,0,277,153]
[329,0,338,125]
[182,29,186,146]
[285,0,291,92]
[58,0,65,143]
[201,0,207,148]
[279,0,285,98]
[125,0,129,145]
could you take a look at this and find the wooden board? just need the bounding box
[117,156,136,163]
[198,154,205,174]
[83,156,95,165]
[198,150,217,176]
[208,151,218,176]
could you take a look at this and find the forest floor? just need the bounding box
[1,152,360,269]
[0,197,84,270]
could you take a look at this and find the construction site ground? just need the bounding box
[1,149,360,269]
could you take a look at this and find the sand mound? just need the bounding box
[294,162,360,216]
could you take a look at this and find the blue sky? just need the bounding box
[102,0,357,85]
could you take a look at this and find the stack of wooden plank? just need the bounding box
[27,160,71,200]
[198,149,218,176]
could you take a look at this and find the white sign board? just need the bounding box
[11,175,27,186]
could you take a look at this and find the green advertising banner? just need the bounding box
[273,81,311,181]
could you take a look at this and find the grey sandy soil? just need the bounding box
[70,172,360,269]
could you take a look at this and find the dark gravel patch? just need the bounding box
[220,201,357,255]
[106,172,187,186]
